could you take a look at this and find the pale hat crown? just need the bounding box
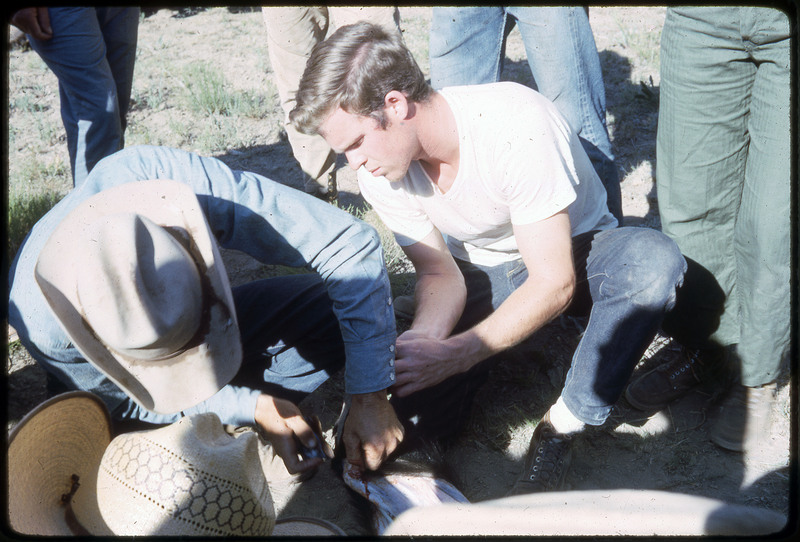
[76,213,203,360]
[95,413,276,536]
[35,180,243,414]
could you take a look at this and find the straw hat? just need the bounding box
[7,392,346,536]
[7,392,111,535]
[34,180,242,414]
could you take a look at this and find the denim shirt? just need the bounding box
[8,146,397,426]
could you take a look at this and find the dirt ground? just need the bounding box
[5,6,794,536]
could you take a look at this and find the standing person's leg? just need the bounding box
[27,7,131,185]
[328,6,399,33]
[656,7,752,354]
[627,8,752,413]
[95,7,139,148]
[709,7,791,452]
[262,7,337,198]
[509,6,621,223]
[429,6,507,88]
[732,7,790,389]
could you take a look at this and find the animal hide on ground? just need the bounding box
[335,437,469,534]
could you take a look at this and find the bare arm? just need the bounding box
[393,210,575,396]
[450,209,575,364]
[403,228,467,340]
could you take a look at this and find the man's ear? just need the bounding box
[384,90,410,120]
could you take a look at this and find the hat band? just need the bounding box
[62,474,91,536]
[65,500,91,536]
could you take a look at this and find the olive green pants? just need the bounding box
[656,7,790,387]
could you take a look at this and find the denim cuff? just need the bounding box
[343,333,397,395]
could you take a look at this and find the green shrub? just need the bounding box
[7,191,64,260]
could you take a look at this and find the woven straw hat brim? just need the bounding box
[7,393,346,537]
[34,179,242,415]
[7,392,112,536]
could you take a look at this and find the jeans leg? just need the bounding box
[27,7,132,185]
[508,6,622,223]
[561,228,686,425]
[455,258,527,332]
[96,7,139,138]
[231,274,345,403]
[429,6,506,88]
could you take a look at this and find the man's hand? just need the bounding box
[343,390,404,471]
[11,8,53,40]
[254,394,329,475]
[393,329,466,397]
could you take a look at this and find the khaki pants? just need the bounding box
[262,7,400,191]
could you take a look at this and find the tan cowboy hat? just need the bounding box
[7,392,346,537]
[35,180,242,414]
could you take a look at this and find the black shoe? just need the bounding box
[508,416,572,495]
[625,347,722,411]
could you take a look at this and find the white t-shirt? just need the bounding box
[358,82,617,266]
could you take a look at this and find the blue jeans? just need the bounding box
[455,228,686,425]
[430,6,622,223]
[232,274,345,405]
[430,6,622,224]
[27,7,139,186]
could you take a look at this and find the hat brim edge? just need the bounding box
[34,180,242,415]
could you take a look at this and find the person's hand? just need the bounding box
[343,390,404,472]
[254,394,330,475]
[393,329,463,397]
[10,8,53,40]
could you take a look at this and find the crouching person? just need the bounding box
[290,22,687,493]
[8,144,404,476]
